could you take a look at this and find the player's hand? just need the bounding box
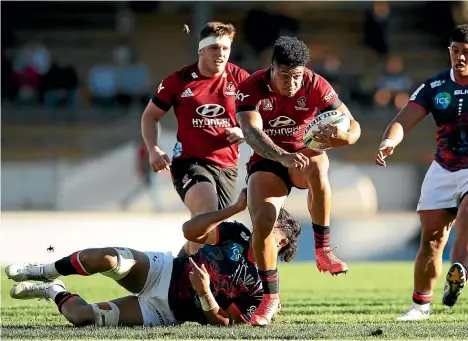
[225,127,245,145]
[278,152,310,169]
[375,139,395,167]
[313,124,350,148]
[188,257,211,295]
[234,188,247,211]
[149,148,171,173]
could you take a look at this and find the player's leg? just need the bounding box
[6,247,149,294]
[289,149,347,275]
[171,159,219,256]
[10,249,177,326]
[247,160,289,326]
[397,161,457,321]
[11,279,145,326]
[443,189,468,307]
[210,165,238,211]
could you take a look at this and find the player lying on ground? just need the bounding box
[141,21,249,257]
[235,36,361,326]
[6,190,301,327]
[375,24,468,321]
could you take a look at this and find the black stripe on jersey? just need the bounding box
[322,98,343,112]
[151,95,171,112]
[236,105,257,113]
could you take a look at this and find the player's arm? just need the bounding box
[182,189,247,244]
[381,102,427,147]
[188,258,232,326]
[234,81,288,161]
[141,76,178,170]
[141,101,165,154]
[315,77,361,146]
[375,82,429,167]
[236,109,288,161]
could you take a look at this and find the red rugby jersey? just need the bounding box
[152,62,250,168]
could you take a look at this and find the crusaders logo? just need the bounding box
[225,82,236,96]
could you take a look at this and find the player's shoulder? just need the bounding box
[302,67,323,89]
[238,68,270,94]
[225,62,248,75]
[220,221,251,239]
[423,69,452,87]
[165,63,200,84]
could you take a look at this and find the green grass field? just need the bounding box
[2,262,467,340]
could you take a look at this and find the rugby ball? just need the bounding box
[303,110,350,150]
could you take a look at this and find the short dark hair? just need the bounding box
[450,24,468,44]
[271,36,310,67]
[199,21,236,42]
[276,208,302,262]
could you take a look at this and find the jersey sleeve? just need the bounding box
[314,75,341,111]
[407,81,431,114]
[151,72,180,112]
[214,221,251,245]
[228,293,263,323]
[235,79,263,112]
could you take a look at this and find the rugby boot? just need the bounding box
[396,304,430,321]
[316,247,348,275]
[10,280,66,301]
[5,263,54,282]
[251,294,281,327]
[442,262,467,307]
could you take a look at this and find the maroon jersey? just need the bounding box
[234,67,340,166]
[152,62,250,168]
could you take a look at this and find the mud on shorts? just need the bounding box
[137,252,180,326]
[170,158,238,209]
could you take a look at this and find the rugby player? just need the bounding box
[375,24,468,321]
[235,36,361,326]
[6,189,301,327]
[141,21,249,256]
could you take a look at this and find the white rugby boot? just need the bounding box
[10,280,66,301]
[5,263,57,282]
[396,304,430,321]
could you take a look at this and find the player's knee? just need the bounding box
[420,229,449,254]
[100,248,136,281]
[79,248,118,273]
[90,302,120,326]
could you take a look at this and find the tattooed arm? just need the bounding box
[236,110,310,169]
[236,110,287,161]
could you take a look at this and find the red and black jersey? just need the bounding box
[168,222,262,324]
[235,67,340,166]
[152,63,250,169]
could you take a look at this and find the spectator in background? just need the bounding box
[41,58,79,108]
[374,55,412,110]
[314,53,351,102]
[242,5,300,70]
[363,1,392,57]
